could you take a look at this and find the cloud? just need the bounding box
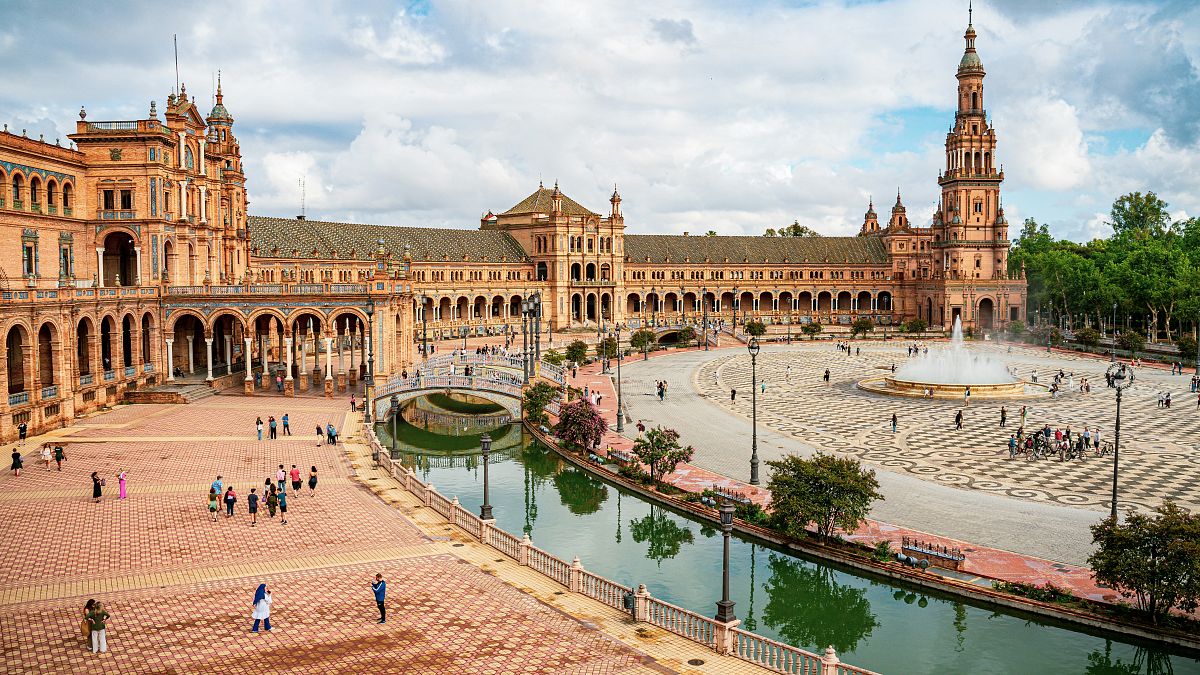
[650,18,697,46]
[349,9,446,65]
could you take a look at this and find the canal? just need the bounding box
[377,408,1197,674]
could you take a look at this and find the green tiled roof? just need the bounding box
[624,234,889,264]
[502,185,598,217]
[248,216,529,262]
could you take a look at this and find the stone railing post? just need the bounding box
[450,496,460,526]
[425,485,435,507]
[569,556,583,593]
[518,533,531,566]
[634,584,650,623]
[821,646,840,675]
[479,518,494,546]
[715,619,740,656]
[402,470,410,491]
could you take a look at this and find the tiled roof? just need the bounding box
[624,234,889,264]
[502,186,598,217]
[248,216,529,262]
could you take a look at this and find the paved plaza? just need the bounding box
[0,394,764,674]
[619,342,1200,565]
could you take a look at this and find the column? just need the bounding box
[165,337,175,381]
[243,338,253,380]
[224,335,233,376]
[198,186,208,224]
[338,321,345,374]
[323,336,334,397]
[284,337,294,381]
[198,139,206,176]
[186,335,195,374]
[179,178,188,220]
[133,247,142,285]
[204,337,214,382]
[260,334,270,389]
[178,131,187,168]
[96,248,105,287]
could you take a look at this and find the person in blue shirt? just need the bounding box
[371,573,387,623]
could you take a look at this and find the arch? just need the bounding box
[600,263,611,281]
[571,293,583,322]
[877,291,893,312]
[978,297,995,330]
[536,261,548,281]
[798,291,813,312]
[719,291,734,313]
[836,291,852,312]
[600,292,611,320]
[778,291,793,312]
[101,231,137,286]
[37,321,58,386]
[738,291,753,311]
[585,262,596,281]
[46,178,58,207]
[140,312,153,364]
[586,292,597,322]
[508,295,521,318]
[817,291,832,313]
[11,172,24,204]
[439,297,453,322]
[626,293,642,314]
[99,315,118,372]
[76,316,94,376]
[246,307,289,330]
[29,175,42,207]
[162,239,174,280]
[120,314,135,367]
[856,291,871,311]
[473,295,487,320]
[974,152,982,172]
[570,263,582,282]
[758,291,772,312]
[455,296,469,321]
[682,291,697,314]
[926,297,934,325]
[168,314,205,376]
[6,324,30,394]
[186,242,196,285]
[664,292,679,313]
[491,295,505,318]
[62,181,73,210]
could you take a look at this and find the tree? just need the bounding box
[1088,502,1200,624]
[850,317,874,337]
[1177,334,1197,366]
[744,320,767,337]
[901,318,927,333]
[764,220,822,238]
[565,340,589,364]
[522,381,560,427]
[801,322,823,340]
[1074,327,1100,348]
[629,328,656,352]
[1109,191,1172,239]
[542,349,566,366]
[1117,330,1145,354]
[1005,319,1026,337]
[676,326,696,346]
[597,336,618,360]
[553,398,608,451]
[705,230,718,237]
[766,453,883,539]
[629,426,695,484]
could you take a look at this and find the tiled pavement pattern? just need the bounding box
[0,392,764,674]
[696,343,1200,513]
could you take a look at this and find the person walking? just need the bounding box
[91,471,103,502]
[730,389,737,401]
[247,488,260,526]
[224,486,237,518]
[1008,434,1017,459]
[276,465,287,494]
[268,416,278,440]
[212,475,224,498]
[250,584,273,632]
[890,413,897,433]
[289,465,301,494]
[281,413,291,436]
[266,486,278,519]
[87,601,110,653]
[372,573,387,623]
[256,417,264,441]
[10,448,22,477]
[53,445,65,471]
[823,369,830,384]
[208,488,219,521]
[350,394,357,412]
[275,374,283,393]
[116,469,128,500]
[41,444,52,470]
[17,420,28,445]
[315,424,324,447]
[278,489,289,525]
[999,406,1007,428]
[954,410,964,431]
[308,466,319,497]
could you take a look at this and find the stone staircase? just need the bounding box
[125,382,218,404]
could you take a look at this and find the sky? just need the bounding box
[2,0,1198,242]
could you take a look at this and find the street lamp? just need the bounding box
[521,297,531,384]
[748,337,761,485]
[650,286,657,327]
[421,296,431,361]
[680,286,686,322]
[1110,301,1117,362]
[363,298,375,423]
[389,394,399,459]
[615,325,624,433]
[1045,306,1052,353]
[479,433,494,520]
[1106,363,1134,522]
[714,501,737,623]
[702,287,709,351]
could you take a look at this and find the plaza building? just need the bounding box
[0,16,1023,441]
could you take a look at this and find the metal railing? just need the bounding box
[124,365,136,378]
[40,385,58,400]
[103,370,116,381]
[8,392,29,406]
[79,373,94,386]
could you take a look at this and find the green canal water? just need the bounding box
[376,412,1198,675]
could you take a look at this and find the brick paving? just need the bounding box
[0,393,741,674]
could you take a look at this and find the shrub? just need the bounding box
[522,381,560,427]
[597,336,619,359]
[1116,330,1145,353]
[1176,334,1197,364]
[1005,319,1026,337]
[992,581,1076,604]
[542,349,566,366]
[871,540,893,562]
[766,453,884,539]
[677,326,696,346]
[901,318,927,334]
[553,398,609,451]
[1028,325,1062,347]
[801,322,824,340]
[744,320,767,337]
[629,329,656,351]
[850,317,874,338]
[1074,327,1101,347]
[565,340,589,364]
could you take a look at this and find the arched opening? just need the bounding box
[779,291,793,314]
[438,297,452,322]
[970,91,978,109]
[798,291,813,313]
[509,295,521,318]
[570,263,582,282]
[62,182,73,211]
[162,239,173,281]
[817,291,832,313]
[878,292,893,312]
[600,293,611,320]
[586,293,597,322]
[664,292,679,314]
[102,231,137,286]
[926,297,934,325]
[978,298,995,330]
[585,263,596,282]
[536,262,548,281]
[121,315,134,368]
[836,291,852,312]
[11,173,24,206]
[288,312,324,382]
[473,296,487,321]
[491,295,504,319]
[600,263,611,281]
[170,315,205,377]
[627,293,641,314]
[719,292,734,313]
[100,316,116,373]
[571,294,582,322]
[738,291,753,314]
[76,318,93,376]
[455,297,469,321]
[37,323,55,385]
[856,291,871,312]
[141,313,153,364]
[6,325,29,395]
[29,176,42,210]
[187,243,196,285]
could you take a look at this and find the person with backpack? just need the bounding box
[224,486,238,517]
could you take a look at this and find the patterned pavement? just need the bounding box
[0,392,737,674]
[696,342,1200,513]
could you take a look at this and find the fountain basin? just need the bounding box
[857,376,1047,399]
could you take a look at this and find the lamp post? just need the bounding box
[1045,306,1052,353]
[650,286,657,327]
[1195,310,1200,377]
[1106,363,1134,521]
[533,292,542,361]
[421,296,431,361]
[732,286,739,327]
[479,433,494,520]
[521,297,530,384]
[1145,314,1151,345]
[714,501,737,623]
[1111,302,1117,362]
[680,286,686,322]
[702,287,709,351]
[748,337,761,485]
[615,325,624,432]
[389,394,398,459]
[364,298,375,423]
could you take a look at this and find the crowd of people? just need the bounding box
[209,464,320,526]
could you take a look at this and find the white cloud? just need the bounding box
[348,10,446,65]
[1002,97,1091,192]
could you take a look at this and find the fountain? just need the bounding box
[859,317,1042,399]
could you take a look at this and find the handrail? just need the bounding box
[645,596,717,647]
[731,627,824,674]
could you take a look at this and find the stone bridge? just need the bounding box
[371,352,565,419]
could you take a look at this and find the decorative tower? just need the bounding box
[858,198,879,235]
[205,74,250,283]
[886,190,908,231]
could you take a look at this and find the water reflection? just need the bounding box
[630,504,695,565]
[554,467,609,515]
[760,553,880,653]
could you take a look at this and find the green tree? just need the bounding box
[801,322,823,340]
[629,328,656,351]
[744,320,767,337]
[764,220,822,237]
[850,317,874,337]
[630,426,694,484]
[522,381,560,427]
[552,398,608,451]
[766,454,883,539]
[676,326,696,346]
[565,340,589,364]
[597,336,618,359]
[705,230,718,237]
[1116,330,1145,354]
[1088,502,1200,624]
[1109,191,1172,239]
[1074,327,1100,348]
[760,553,879,653]
[901,318,927,333]
[542,349,566,366]
[1177,334,1197,366]
[630,505,695,564]
[1005,319,1025,337]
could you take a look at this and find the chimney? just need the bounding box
[296,215,306,220]
[682,231,689,236]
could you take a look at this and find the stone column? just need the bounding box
[224,335,233,377]
[165,337,175,381]
[198,185,208,224]
[283,336,295,397]
[179,178,188,221]
[348,322,358,387]
[198,139,206,176]
[323,336,334,397]
[186,335,195,374]
[95,248,105,287]
[260,334,270,389]
[133,247,142,285]
[178,131,187,168]
[298,329,310,392]
[243,336,254,394]
[204,337,214,382]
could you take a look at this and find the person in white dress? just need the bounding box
[251,583,273,632]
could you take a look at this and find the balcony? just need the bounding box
[47,206,57,215]
[79,373,94,386]
[41,385,58,400]
[103,370,116,381]
[63,207,72,216]
[8,392,29,406]
[85,120,139,131]
[99,209,137,220]
[31,203,41,213]
[12,199,23,210]
[124,365,136,378]
[143,363,154,373]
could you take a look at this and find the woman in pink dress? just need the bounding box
[116,469,127,500]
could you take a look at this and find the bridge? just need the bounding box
[371,352,565,420]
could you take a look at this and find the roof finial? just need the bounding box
[217,70,222,96]
[968,0,973,28]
